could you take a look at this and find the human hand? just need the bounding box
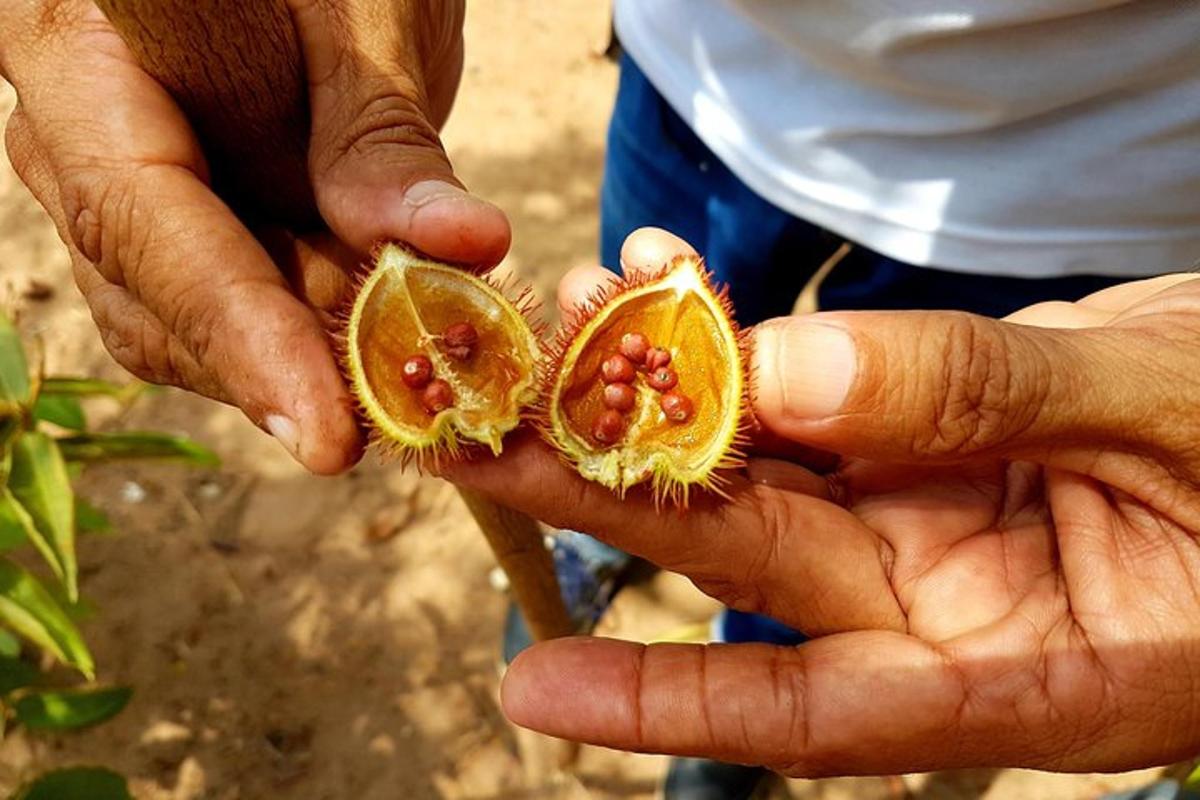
[444,228,1200,775]
[1,0,507,473]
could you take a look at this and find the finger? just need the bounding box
[556,264,620,321]
[5,106,216,397]
[1004,301,1114,329]
[500,635,970,776]
[502,634,1134,775]
[442,433,903,634]
[7,12,362,474]
[745,458,831,499]
[750,308,1173,468]
[1076,273,1198,312]
[291,0,510,268]
[619,227,698,279]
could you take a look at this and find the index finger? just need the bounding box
[442,434,903,635]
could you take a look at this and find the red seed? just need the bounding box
[400,355,433,389]
[601,354,636,385]
[619,332,651,365]
[603,383,637,413]
[443,322,479,360]
[647,367,679,392]
[421,379,454,414]
[660,391,694,424]
[591,410,626,444]
[644,347,672,371]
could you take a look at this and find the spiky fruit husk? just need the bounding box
[542,255,750,506]
[343,243,541,467]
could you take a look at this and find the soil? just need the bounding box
[0,3,1175,799]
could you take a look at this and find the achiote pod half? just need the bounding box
[541,256,751,506]
[342,244,541,466]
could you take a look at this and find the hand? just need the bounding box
[444,228,1200,776]
[1,0,508,473]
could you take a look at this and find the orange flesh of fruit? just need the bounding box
[347,244,539,461]
[548,256,744,503]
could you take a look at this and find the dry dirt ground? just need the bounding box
[0,3,1177,799]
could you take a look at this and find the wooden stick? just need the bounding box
[95,1,574,642]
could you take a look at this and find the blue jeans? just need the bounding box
[596,52,1127,646]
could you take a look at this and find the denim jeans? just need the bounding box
[594,51,1128,646]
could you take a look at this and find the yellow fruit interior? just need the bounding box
[551,257,742,496]
[348,245,539,456]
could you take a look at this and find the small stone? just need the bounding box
[603,383,637,412]
[400,355,434,389]
[421,379,454,414]
[21,280,53,302]
[647,367,679,392]
[660,391,694,424]
[601,354,636,385]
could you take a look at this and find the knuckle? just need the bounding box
[320,84,445,169]
[58,166,146,284]
[156,276,224,368]
[915,314,1018,458]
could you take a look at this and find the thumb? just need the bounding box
[290,0,510,268]
[751,310,1157,464]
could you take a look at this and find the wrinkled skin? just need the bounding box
[443,229,1200,777]
[0,0,504,473]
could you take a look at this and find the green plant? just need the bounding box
[0,313,217,799]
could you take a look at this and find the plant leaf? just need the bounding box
[0,630,20,659]
[10,767,132,800]
[0,315,31,408]
[0,656,39,696]
[57,432,219,468]
[38,378,130,399]
[0,558,92,679]
[0,491,34,553]
[13,686,131,731]
[74,499,111,535]
[8,434,76,601]
[31,395,86,432]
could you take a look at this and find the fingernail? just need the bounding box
[265,414,301,459]
[756,320,857,420]
[403,179,473,208]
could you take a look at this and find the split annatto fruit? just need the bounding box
[543,255,748,505]
[343,243,541,465]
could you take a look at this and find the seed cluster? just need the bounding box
[399,321,480,415]
[591,332,694,445]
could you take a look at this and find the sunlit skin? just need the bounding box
[9,0,1200,777]
[0,0,501,474]
[442,229,1200,776]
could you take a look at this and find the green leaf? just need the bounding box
[0,489,68,587]
[0,657,39,696]
[0,558,92,679]
[13,686,131,731]
[8,434,76,601]
[0,630,20,659]
[57,432,219,468]
[0,315,31,409]
[31,395,85,432]
[10,767,132,800]
[0,492,34,553]
[38,378,130,399]
[74,500,111,535]
[1186,762,1200,790]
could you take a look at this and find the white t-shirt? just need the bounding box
[614,1,1200,277]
